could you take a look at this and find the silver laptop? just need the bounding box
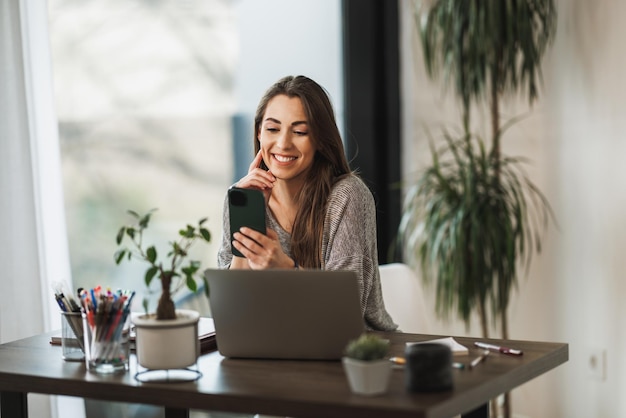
[204,269,365,360]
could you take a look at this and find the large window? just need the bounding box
[48,0,343,313]
[48,0,236,311]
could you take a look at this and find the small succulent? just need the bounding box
[344,334,390,361]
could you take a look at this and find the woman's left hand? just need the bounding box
[232,227,294,270]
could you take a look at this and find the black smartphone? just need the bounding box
[228,187,267,258]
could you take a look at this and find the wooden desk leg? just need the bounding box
[1,391,28,418]
[164,407,189,418]
[462,403,489,418]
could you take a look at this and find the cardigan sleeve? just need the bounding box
[217,191,233,269]
[321,175,398,332]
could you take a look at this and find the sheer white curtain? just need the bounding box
[1,1,72,416]
[0,0,70,342]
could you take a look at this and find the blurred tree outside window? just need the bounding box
[48,0,236,312]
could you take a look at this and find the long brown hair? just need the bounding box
[254,75,352,268]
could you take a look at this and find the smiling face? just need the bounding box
[257,94,317,185]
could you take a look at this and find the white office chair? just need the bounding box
[379,263,431,334]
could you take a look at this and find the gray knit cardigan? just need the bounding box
[217,174,398,332]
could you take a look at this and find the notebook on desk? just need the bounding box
[204,268,365,360]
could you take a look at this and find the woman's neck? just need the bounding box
[268,180,301,234]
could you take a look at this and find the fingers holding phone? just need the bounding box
[233,227,293,270]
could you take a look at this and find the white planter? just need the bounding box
[342,357,392,396]
[132,309,200,370]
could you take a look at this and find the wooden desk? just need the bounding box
[0,331,567,418]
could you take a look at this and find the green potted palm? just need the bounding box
[399,1,557,415]
[115,209,211,375]
[342,334,392,396]
[401,0,557,341]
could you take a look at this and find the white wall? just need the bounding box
[547,0,626,416]
[400,0,626,416]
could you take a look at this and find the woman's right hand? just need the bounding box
[235,150,276,203]
[232,227,293,270]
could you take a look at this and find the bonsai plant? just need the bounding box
[342,334,392,396]
[114,209,211,376]
[114,208,211,320]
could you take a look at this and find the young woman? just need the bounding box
[218,75,396,331]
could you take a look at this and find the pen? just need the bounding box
[474,342,523,356]
[389,356,405,365]
[391,357,466,370]
[55,294,68,312]
[469,350,489,368]
[90,288,97,310]
[452,362,465,370]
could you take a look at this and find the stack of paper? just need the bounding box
[407,337,469,356]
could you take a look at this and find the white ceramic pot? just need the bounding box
[132,309,200,370]
[342,357,392,396]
